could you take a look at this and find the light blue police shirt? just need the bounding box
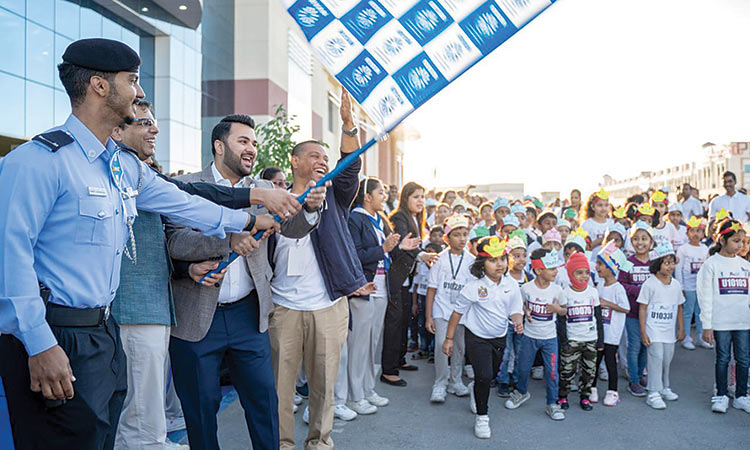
[0,115,249,356]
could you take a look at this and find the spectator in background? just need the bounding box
[259,166,290,189]
[385,184,399,215]
[709,171,750,220]
[680,183,703,220]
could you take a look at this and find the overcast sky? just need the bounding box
[400,0,750,199]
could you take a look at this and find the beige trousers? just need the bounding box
[270,299,349,450]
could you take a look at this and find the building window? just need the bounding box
[327,96,336,133]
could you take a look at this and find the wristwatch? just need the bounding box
[341,124,358,137]
[243,214,256,233]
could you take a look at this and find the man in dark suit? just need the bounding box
[165,114,326,450]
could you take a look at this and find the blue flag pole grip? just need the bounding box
[197,135,382,285]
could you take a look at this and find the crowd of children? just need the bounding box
[336,180,750,440]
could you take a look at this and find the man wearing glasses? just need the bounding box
[109,100,323,449]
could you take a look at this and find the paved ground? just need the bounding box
[215,340,750,450]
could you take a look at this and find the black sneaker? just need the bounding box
[296,383,309,399]
[497,383,511,398]
[558,398,570,410]
[580,398,593,411]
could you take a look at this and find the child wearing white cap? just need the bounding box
[426,215,475,403]
[637,241,685,410]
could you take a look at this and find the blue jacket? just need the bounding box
[347,209,392,300]
[311,154,366,300]
[270,153,365,300]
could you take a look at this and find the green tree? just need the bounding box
[254,104,299,178]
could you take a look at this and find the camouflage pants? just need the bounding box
[558,340,598,399]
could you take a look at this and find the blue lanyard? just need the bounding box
[365,212,390,271]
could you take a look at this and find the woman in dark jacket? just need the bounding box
[381,182,438,386]
[343,177,420,411]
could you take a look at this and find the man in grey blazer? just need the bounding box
[165,114,325,450]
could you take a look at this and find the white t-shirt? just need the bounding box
[559,285,600,342]
[675,243,709,292]
[521,280,563,340]
[597,282,630,345]
[455,275,523,339]
[681,196,703,221]
[582,217,613,257]
[271,234,338,311]
[428,249,475,321]
[637,276,685,343]
[672,224,689,251]
[413,260,430,296]
[651,221,677,247]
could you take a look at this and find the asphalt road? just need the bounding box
[216,342,750,449]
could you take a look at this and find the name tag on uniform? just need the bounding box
[88,186,107,197]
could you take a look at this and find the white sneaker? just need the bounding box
[465,365,475,379]
[474,414,491,439]
[660,388,679,401]
[468,381,477,414]
[603,390,620,407]
[365,392,389,407]
[334,404,357,421]
[293,393,303,405]
[348,399,377,415]
[545,403,565,421]
[531,366,544,380]
[293,403,298,413]
[733,395,750,413]
[166,415,187,433]
[682,338,696,350]
[303,406,309,424]
[590,387,599,403]
[430,386,447,403]
[447,382,470,397]
[504,389,531,409]
[712,395,729,413]
[698,339,714,349]
[646,392,666,410]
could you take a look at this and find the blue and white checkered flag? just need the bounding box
[285,0,556,131]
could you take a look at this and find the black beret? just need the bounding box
[62,38,141,72]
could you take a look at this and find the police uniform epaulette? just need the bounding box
[32,130,74,152]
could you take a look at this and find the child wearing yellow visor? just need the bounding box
[442,236,523,439]
[675,217,710,351]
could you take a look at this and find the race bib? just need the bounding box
[650,304,675,324]
[601,307,612,324]
[527,300,553,322]
[690,261,703,274]
[719,277,748,295]
[631,266,650,284]
[567,304,593,323]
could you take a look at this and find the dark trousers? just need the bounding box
[416,294,433,352]
[382,286,411,376]
[169,292,278,450]
[0,317,127,450]
[465,329,506,415]
[595,344,619,391]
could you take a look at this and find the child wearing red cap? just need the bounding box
[557,252,604,412]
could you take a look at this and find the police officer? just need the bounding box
[0,38,277,450]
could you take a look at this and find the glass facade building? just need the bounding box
[0,0,204,174]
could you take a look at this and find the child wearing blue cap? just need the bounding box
[593,242,632,406]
